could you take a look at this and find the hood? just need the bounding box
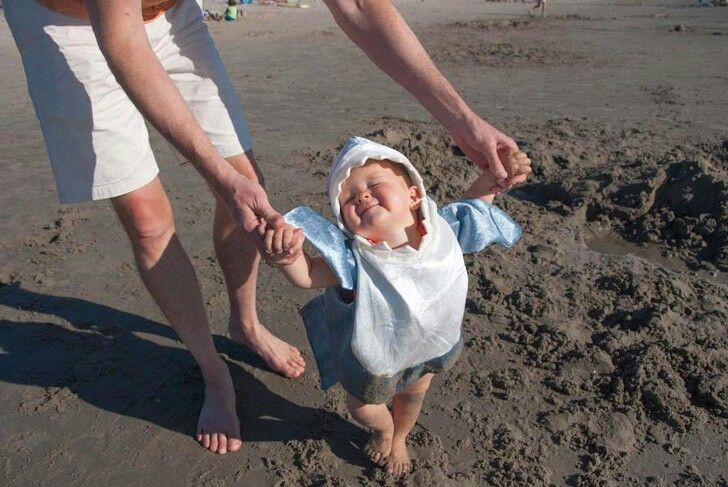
[327,136,431,236]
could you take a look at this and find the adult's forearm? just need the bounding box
[84,0,236,194]
[324,0,476,132]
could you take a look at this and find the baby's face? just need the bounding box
[338,160,420,242]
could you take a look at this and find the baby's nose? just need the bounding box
[356,191,371,203]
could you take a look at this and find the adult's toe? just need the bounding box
[228,434,243,452]
[209,433,219,453]
[290,348,306,367]
[216,434,228,455]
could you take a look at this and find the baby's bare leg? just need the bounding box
[388,373,434,476]
[346,394,394,465]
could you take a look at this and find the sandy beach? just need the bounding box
[1,0,727,485]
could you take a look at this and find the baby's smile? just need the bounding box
[358,202,380,216]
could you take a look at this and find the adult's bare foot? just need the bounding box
[364,429,393,466]
[387,438,412,477]
[196,364,242,455]
[229,319,305,378]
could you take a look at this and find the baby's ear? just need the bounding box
[409,185,423,210]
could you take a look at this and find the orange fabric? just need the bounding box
[36,0,178,22]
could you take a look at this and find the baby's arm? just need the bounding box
[260,222,338,289]
[464,148,531,203]
[280,253,339,289]
[463,168,499,204]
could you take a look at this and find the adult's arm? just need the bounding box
[82,0,282,234]
[323,0,525,185]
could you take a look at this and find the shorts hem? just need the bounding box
[57,166,160,204]
[341,339,463,405]
[217,141,253,159]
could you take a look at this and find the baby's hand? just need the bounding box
[505,148,532,179]
[493,148,532,193]
[256,219,304,266]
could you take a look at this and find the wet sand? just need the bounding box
[1,0,727,485]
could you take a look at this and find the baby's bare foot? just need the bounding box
[364,430,392,466]
[386,439,412,477]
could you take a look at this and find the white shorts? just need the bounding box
[4,0,252,203]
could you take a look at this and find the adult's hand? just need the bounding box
[451,114,526,189]
[221,172,303,264]
[222,172,282,233]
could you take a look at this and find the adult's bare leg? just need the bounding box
[112,177,241,455]
[213,150,305,378]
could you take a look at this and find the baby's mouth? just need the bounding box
[359,203,378,216]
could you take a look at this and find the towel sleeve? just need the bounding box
[284,207,357,290]
[438,198,522,254]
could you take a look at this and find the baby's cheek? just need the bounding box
[342,209,357,229]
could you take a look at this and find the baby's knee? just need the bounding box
[394,389,427,406]
[395,386,430,404]
[396,375,433,401]
[345,394,368,413]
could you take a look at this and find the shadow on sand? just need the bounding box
[0,282,367,466]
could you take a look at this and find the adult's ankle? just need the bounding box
[199,356,230,386]
[228,310,260,331]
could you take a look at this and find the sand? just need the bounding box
[1,0,727,485]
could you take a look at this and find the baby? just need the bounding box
[260,137,530,476]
